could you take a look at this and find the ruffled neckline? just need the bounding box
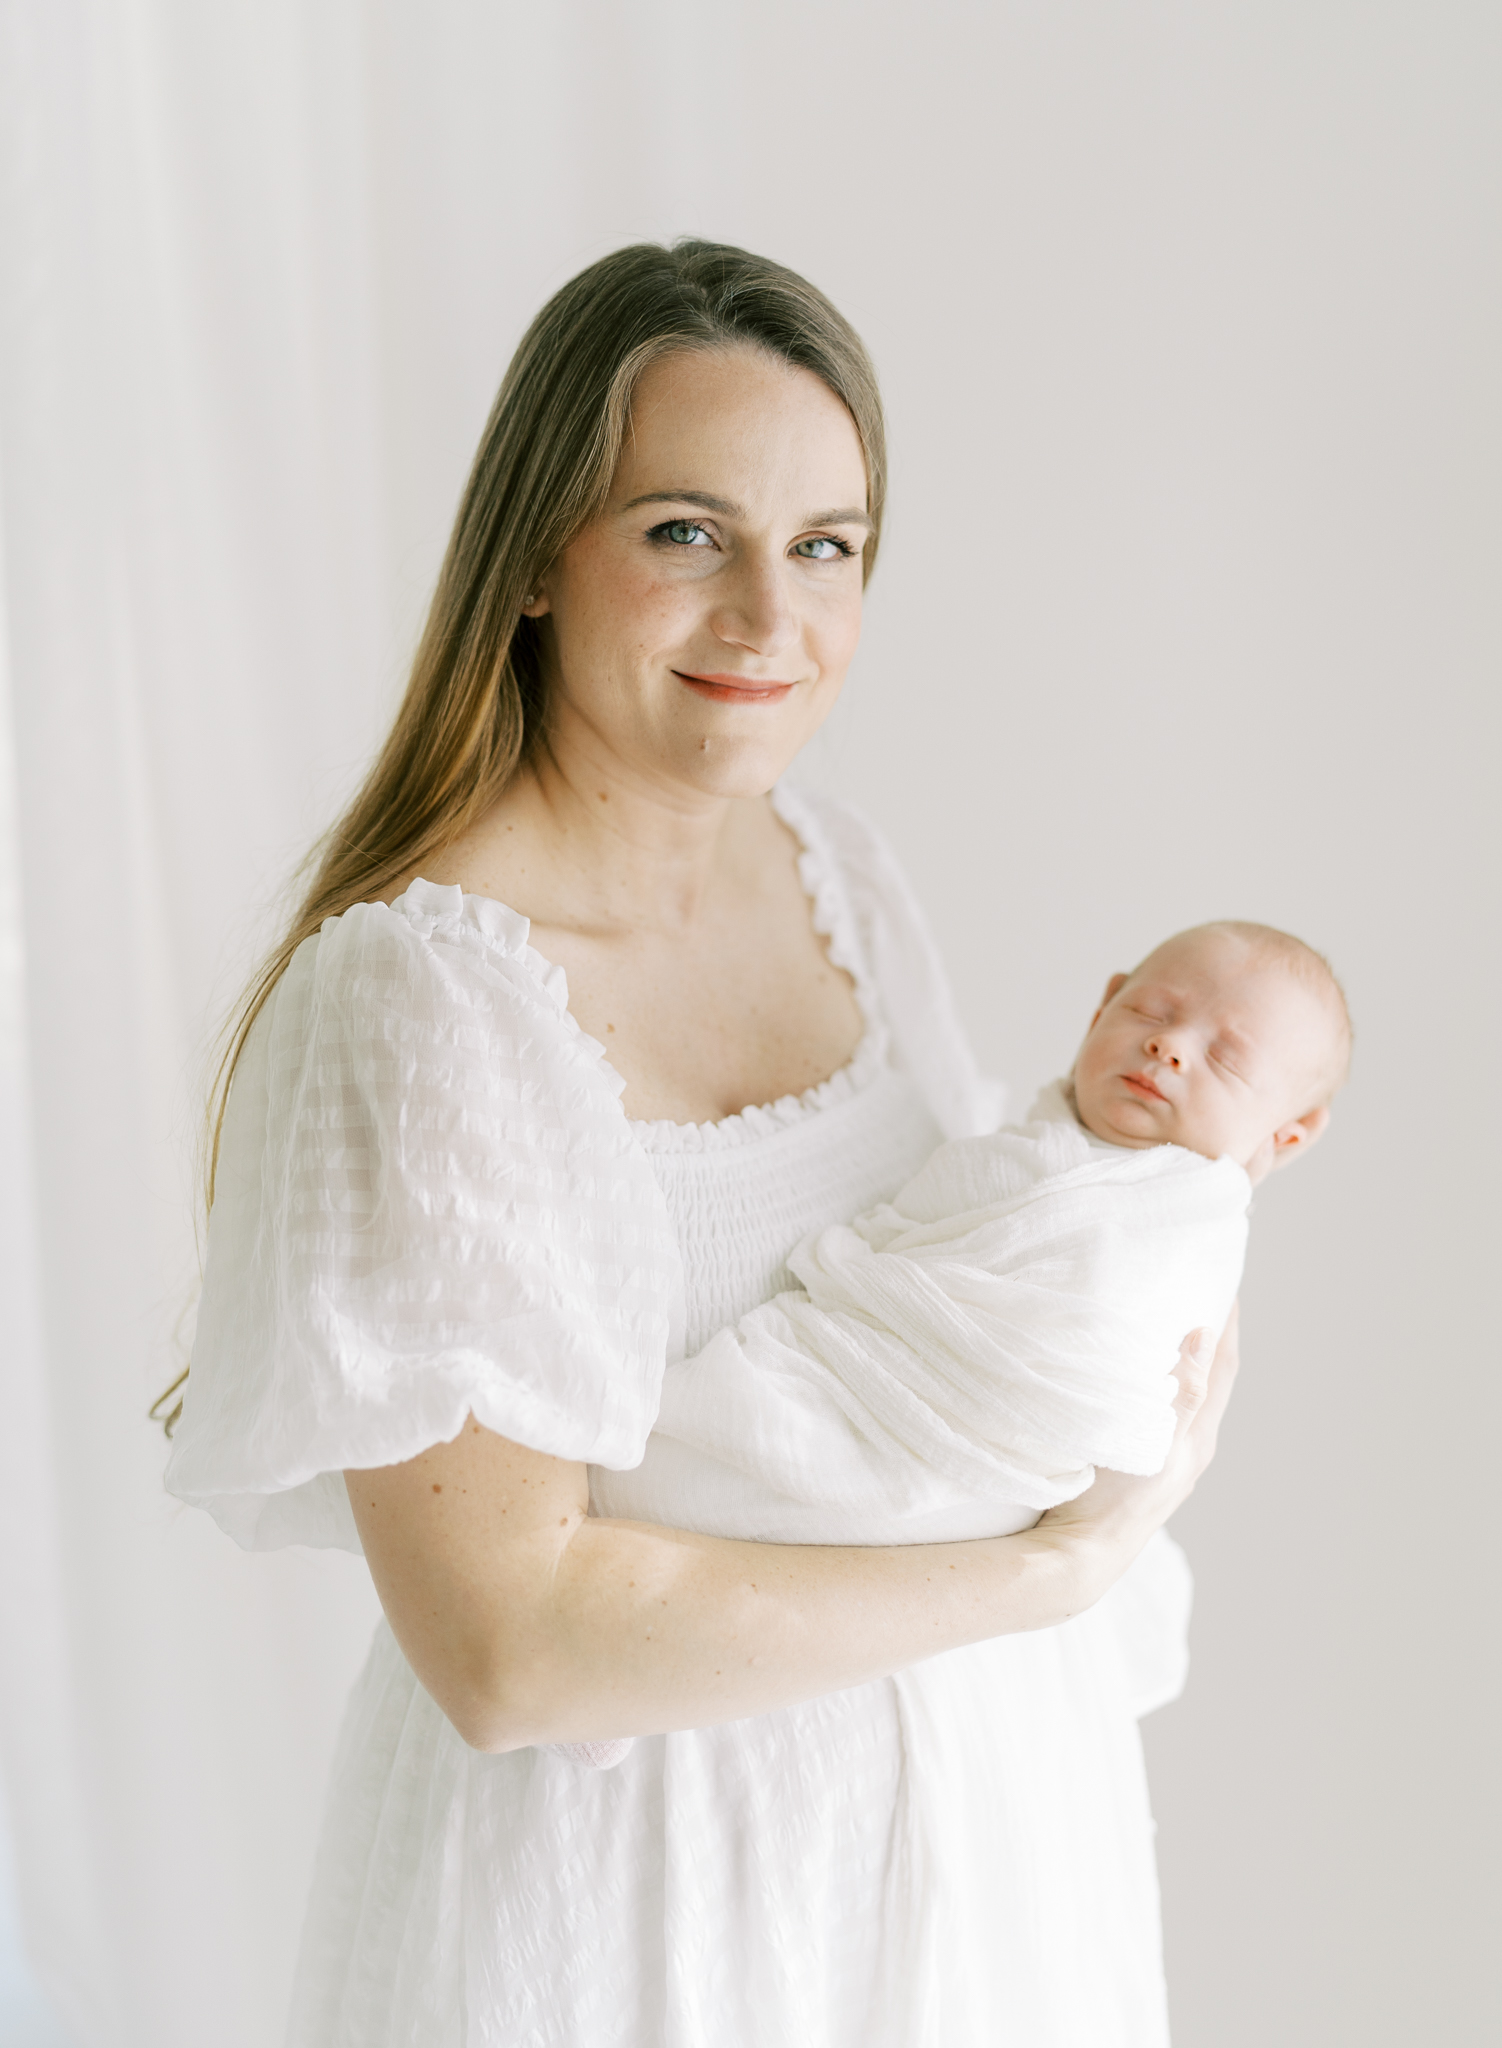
[627,1024,888,1153]
[385,782,889,1151]
[627,783,888,1153]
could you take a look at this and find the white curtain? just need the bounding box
[2,6,1496,2046]
[0,7,765,2038]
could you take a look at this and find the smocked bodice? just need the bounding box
[632,1058,941,1354]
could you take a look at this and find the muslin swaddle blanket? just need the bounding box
[593,1083,1250,1544]
[567,1085,1249,1766]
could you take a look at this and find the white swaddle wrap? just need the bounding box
[593,1083,1250,1546]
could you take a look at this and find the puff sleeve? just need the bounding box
[164,882,681,1552]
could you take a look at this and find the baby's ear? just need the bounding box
[1265,1104,1331,1175]
[1090,972,1130,1029]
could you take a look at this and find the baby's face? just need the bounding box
[1073,929,1335,1181]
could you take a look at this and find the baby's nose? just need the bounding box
[1145,1033,1183,1068]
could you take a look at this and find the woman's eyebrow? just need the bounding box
[621,488,873,533]
[622,489,741,516]
[807,505,874,532]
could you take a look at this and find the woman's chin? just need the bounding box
[653,723,821,803]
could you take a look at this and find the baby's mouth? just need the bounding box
[1122,1071,1169,1104]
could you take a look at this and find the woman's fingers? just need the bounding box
[1167,1302,1240,1489]
[1172,1328,1215,1419]
[1191,1301,1241,1464]
[1028,1301,1244,1579]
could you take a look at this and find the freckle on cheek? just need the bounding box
[432,1484,442,1494]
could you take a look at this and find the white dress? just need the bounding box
[165,785,1188,2047]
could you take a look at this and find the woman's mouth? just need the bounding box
[674,670,797,705]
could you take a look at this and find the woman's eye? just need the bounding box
[650,520,715,548]
[793,535,854,561]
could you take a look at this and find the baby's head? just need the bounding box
[1073,922,1350,1183]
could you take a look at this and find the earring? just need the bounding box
[522,591,536,606]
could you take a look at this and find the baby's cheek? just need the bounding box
[1212,1104,1259,1163]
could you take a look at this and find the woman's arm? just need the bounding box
[349,1313,1237,1753]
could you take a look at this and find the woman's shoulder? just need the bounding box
[295,875,555,998]
[771,780,901,884]
[268,876,628,1110]
[175,879,680,1551]
[770,780,925,964]
[771,780,956,1000]
[773,782,1006,1142]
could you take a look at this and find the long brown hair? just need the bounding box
[155,239,886,1432]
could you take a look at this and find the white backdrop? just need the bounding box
[1,4,1497,2045]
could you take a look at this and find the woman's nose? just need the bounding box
[711,556,799,658]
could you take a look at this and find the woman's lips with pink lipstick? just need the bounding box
[674,670,797,704]
[1122,1071,1169,1103]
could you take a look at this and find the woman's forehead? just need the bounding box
[616,348,867,503]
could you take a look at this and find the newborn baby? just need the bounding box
[567,921,1348,1764]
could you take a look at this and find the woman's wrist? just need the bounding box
[1016,1474,1173,1617]
[981,1517,1124,1633]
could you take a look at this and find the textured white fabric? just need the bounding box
[163,784,984,1551]
[598,1081,1247,1548]
[164,883,683,1550]
[164,784,1192,2047]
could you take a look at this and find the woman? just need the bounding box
[165,240,1236,2046]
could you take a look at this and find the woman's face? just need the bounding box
[528,345,871,801]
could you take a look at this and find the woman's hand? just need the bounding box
[1027,1305,1241,1603]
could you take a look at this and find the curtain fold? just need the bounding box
[1,6,403,2042]
[0,7,748,2037]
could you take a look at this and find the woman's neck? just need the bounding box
[435,719,782,942]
